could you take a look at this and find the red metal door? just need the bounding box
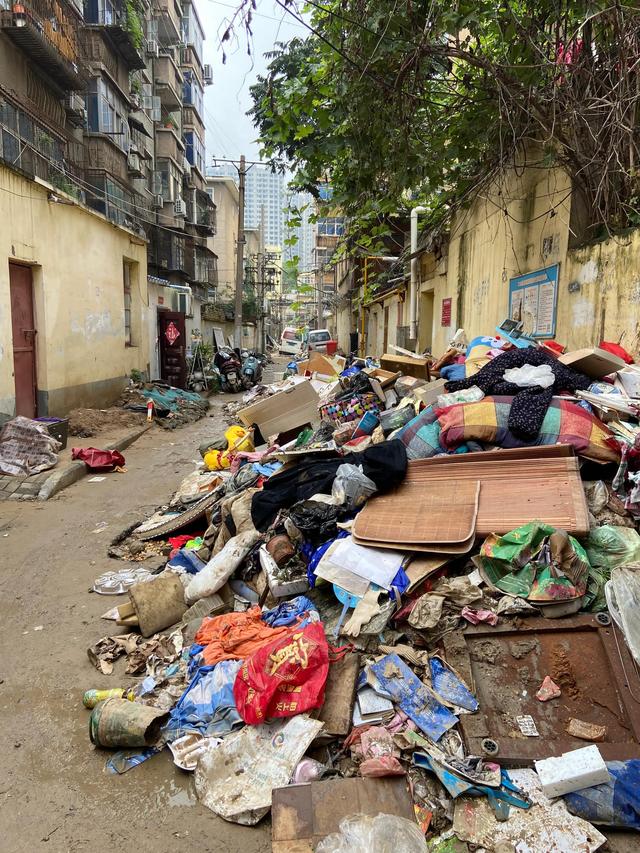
[9,263,37,418]
[158,310,187,388]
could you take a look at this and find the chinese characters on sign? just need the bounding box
[441,297,452,327]
[508,264,559,338]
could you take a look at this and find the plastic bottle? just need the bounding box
[82,688,134,709]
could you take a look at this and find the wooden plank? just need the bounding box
[317,652,360,737]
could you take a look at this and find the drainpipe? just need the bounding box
[409,206,426,341]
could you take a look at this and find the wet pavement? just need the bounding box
[0,391,271,852]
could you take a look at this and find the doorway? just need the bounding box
[418,290,435,353]
[158,309,187,388]
[9,262,37,418]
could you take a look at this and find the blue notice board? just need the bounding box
[508,263,559,338]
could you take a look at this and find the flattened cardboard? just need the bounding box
[559,347,626,378]
[238,379,320,440]
[271,777,414,851]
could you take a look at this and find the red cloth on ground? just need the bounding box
[71,447,125,471]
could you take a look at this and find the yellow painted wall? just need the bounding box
[0,166,148,418]
[350,159,640,361]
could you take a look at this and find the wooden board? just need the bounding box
[316,652,360,737]
[353,480,480,545]
[272,777,415,851]
[443,615,640,766]
[357,451,590,537]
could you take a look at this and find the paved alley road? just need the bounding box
[0,395,271,853]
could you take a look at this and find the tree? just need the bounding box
[242,0,640,242]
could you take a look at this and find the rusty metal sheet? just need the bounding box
[443,614,640,765]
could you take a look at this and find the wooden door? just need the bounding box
[158,310,187,388]
[9,263,37,418]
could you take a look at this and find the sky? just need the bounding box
[197,0,308,164]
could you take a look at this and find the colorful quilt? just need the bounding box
[395,406,470,460]
[437,395,619,463]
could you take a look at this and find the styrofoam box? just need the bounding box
[534,745,610,798]
[259,545,309,598]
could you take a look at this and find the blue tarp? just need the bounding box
[261,595,317,627]
[564,760,640,830]
[163,660,243,742]
[370,653,458,742]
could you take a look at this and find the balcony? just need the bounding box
[155,125,184,163]
[82,0,145,69]
[154,0,182,45]
[182,104,204,136]
[154,54,183,109]
[0,0,85,90]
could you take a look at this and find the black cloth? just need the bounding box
[251,439,408,531]
[445,348,591,440]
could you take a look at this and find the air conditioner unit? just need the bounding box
[146,39,159,57]
[127,151,142,174]
[182,156,191,174]
[152,194,165,208]
[173,197,186,217]
[203,64,213,85]
[64,93,85,113]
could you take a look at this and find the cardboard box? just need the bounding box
[363,367,401,388]
[559,347,626,378]
[414,377,448,407]
[380,353,431,380]
[295,351,346,377]
[238,378,319,439]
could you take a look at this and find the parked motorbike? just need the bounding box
[214,346,243,393]
[241,350,264,389]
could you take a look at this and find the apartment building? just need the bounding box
[244,165,284,246]
[0,0,218,415]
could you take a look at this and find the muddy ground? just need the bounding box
[0,396,270,853]
[0,371,637,852]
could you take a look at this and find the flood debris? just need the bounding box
[79,339,640,847]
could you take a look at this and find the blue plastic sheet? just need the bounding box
[429,657,479,712]
[304,530,349,587]
[261,595,317,627]
[370,653,458,741]
[564,760,640,830]
[167,548,206,574]
[163,660,243,742]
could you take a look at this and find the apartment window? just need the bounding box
[183,71,204,116]
[123,261,132,345]
[181,9,203,62]
[317,184,333,201]
[184,130,205,174]
[86,78,131,153]
[317,217,345,236]
[84,0,117,24]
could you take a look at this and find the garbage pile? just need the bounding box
[118,381,209,429]
[82,335,640,849]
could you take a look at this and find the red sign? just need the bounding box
[165,321,180,345]
[441,297,452,327]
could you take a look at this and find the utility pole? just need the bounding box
[233,154,246,349]
[316,267,323,330]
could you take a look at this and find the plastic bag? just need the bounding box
[315,814,427,853]
[379,404,417,434]
[233,622,329,724]
[436,386,485,408]
[605,568,640,665]
[289,500,340,545]
[583,481,609,515]
[502,363,555,388]
[71,447,125,471]
[331,463,378,509]
[585,525,640,569]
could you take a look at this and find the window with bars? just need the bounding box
[86,78,131,153]
[184,129,205,174]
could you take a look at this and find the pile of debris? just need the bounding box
[82,336,640,849]
[118,381,209,429]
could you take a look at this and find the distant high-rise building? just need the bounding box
[244,166,285,246]
[284,190,315,273]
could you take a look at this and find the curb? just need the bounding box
[37,424,152,501]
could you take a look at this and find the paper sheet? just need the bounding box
[325,537,404,590]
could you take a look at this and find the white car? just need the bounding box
[307,328,333,353]
[280,327,304,356]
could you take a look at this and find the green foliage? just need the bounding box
[249,1,640,242]
[125,0,144,50]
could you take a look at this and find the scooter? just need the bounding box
[214,346,243,393]
[241,350,264,389]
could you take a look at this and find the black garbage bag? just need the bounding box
[289,500,341,546]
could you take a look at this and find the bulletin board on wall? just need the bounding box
[508,263,559,338]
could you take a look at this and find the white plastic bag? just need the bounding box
[332,463,378,509]
[605,567,640,665]
[185,530,260,604]
[316,814,427,853]
[503,363,555,388]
